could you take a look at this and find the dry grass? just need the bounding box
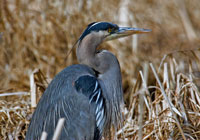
[0,0,200,139]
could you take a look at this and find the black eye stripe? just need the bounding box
[79,22,119,41]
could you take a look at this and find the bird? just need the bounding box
[25,21,150,140]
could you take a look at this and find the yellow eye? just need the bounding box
[108,28,112,33]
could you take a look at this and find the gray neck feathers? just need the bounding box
[98,51,124,132]
[76,32,103,67]
[76,33,124,134]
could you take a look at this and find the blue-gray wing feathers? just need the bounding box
[26,65,102,140]
[75,75,106,138]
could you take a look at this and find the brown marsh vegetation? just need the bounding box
[0,0,200,139]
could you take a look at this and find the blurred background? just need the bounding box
[0,0,200,139]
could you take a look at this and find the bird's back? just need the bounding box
[26,64,98,140]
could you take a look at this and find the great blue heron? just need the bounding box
[26,22,150,140]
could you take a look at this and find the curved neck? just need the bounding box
[76,34,124,130]
[97,51,123,131]
[76,32,103,66]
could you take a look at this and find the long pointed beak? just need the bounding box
[105,27,151,41]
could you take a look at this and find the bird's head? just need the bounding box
[76,22,151,71]
[78,22,151,43]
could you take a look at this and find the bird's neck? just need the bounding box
[77,36,124,130]
[99,56,123,103]
[76,33,103,65]
[97,53,124,131]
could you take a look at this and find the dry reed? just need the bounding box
[0,0,200,139]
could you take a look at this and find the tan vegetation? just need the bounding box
[0,0,200,139]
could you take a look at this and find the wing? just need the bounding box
[75,75,106,139]
[26,86,97,140]
[26,65,106,140]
